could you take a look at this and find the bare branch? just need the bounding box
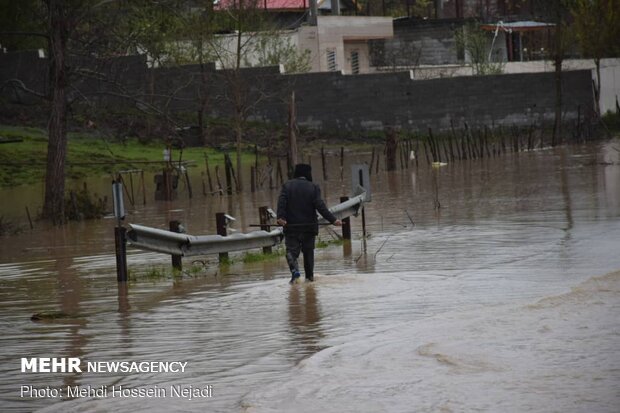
[86,90,180,127]
[0,79,47,100]
[0,31,49,39]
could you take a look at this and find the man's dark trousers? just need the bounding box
[285,232,315,280]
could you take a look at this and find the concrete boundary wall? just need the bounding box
[282,69,593,132]
[0,51,595,133]
[600,64,620,114]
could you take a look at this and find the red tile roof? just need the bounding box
[216,0,309,10]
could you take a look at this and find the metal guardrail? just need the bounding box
[126,191,367,257]
[127,225,284,256]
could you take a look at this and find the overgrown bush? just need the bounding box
[64,186,107,221]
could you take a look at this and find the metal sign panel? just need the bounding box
[351,164,371,201]
[112,181,125,221]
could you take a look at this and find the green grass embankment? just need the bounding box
[0,125,257,187]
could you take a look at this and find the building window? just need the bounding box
[350,50,360,74]
[327,49,337,72]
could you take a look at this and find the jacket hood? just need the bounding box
[293,163,313,182]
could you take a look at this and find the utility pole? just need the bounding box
[287,91,298,178]
[308,0,318,25]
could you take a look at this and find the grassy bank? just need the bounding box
[0,125,260,187]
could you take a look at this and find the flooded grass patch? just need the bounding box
[124,250,287,282]
[241,249,285,263]
[316,238,345,249]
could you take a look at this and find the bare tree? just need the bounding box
[572,0,620,116]
[43,0,71,224]
[1,1,179,223]
[1,0,75,223]
[454,22,504,75]
[253,32,311,74]
[207,0,277,192]
[534,0,576,146]
[372,38,422,73]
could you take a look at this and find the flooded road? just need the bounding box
[1,140,619,412]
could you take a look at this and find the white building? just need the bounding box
[296,16,393,74]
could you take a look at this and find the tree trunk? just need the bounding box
[235,118,243,192]
[234,23,243,192]
[385,127,398,171]
[553,57,563,147]
[199,65,209,146]
[551,10,566,147]
[594,58,601,116]
[42,0,69,224]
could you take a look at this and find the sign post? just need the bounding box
[351,164,371,238]
[351,164,371,201]
[113,178,128,282]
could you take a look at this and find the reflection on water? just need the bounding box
[55,256,87,392]
[288,285,324,358]
[0,139,619,412]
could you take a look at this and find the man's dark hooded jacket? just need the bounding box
[277,164,337,235]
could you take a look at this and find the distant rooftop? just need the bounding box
[480,21,555,32]
[215,0,308,11]
[215,0,353,12]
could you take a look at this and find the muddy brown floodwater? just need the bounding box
[1,139,619,413]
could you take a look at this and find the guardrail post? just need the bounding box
[259,206,272,254]
[340,196,351,240]
[216,212,228,263]
[361,206,367,238]
[115,226,128,282]
[169,220,183,271]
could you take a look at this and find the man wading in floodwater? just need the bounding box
[277,164,342,284]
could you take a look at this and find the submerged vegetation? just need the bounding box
[0,216,23,236]
[129,263,209,282]
[126,250,287,283]
[317,238,345,249]
[241,248,285,263]
[64,185,108,221]
[219,247,286,266]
